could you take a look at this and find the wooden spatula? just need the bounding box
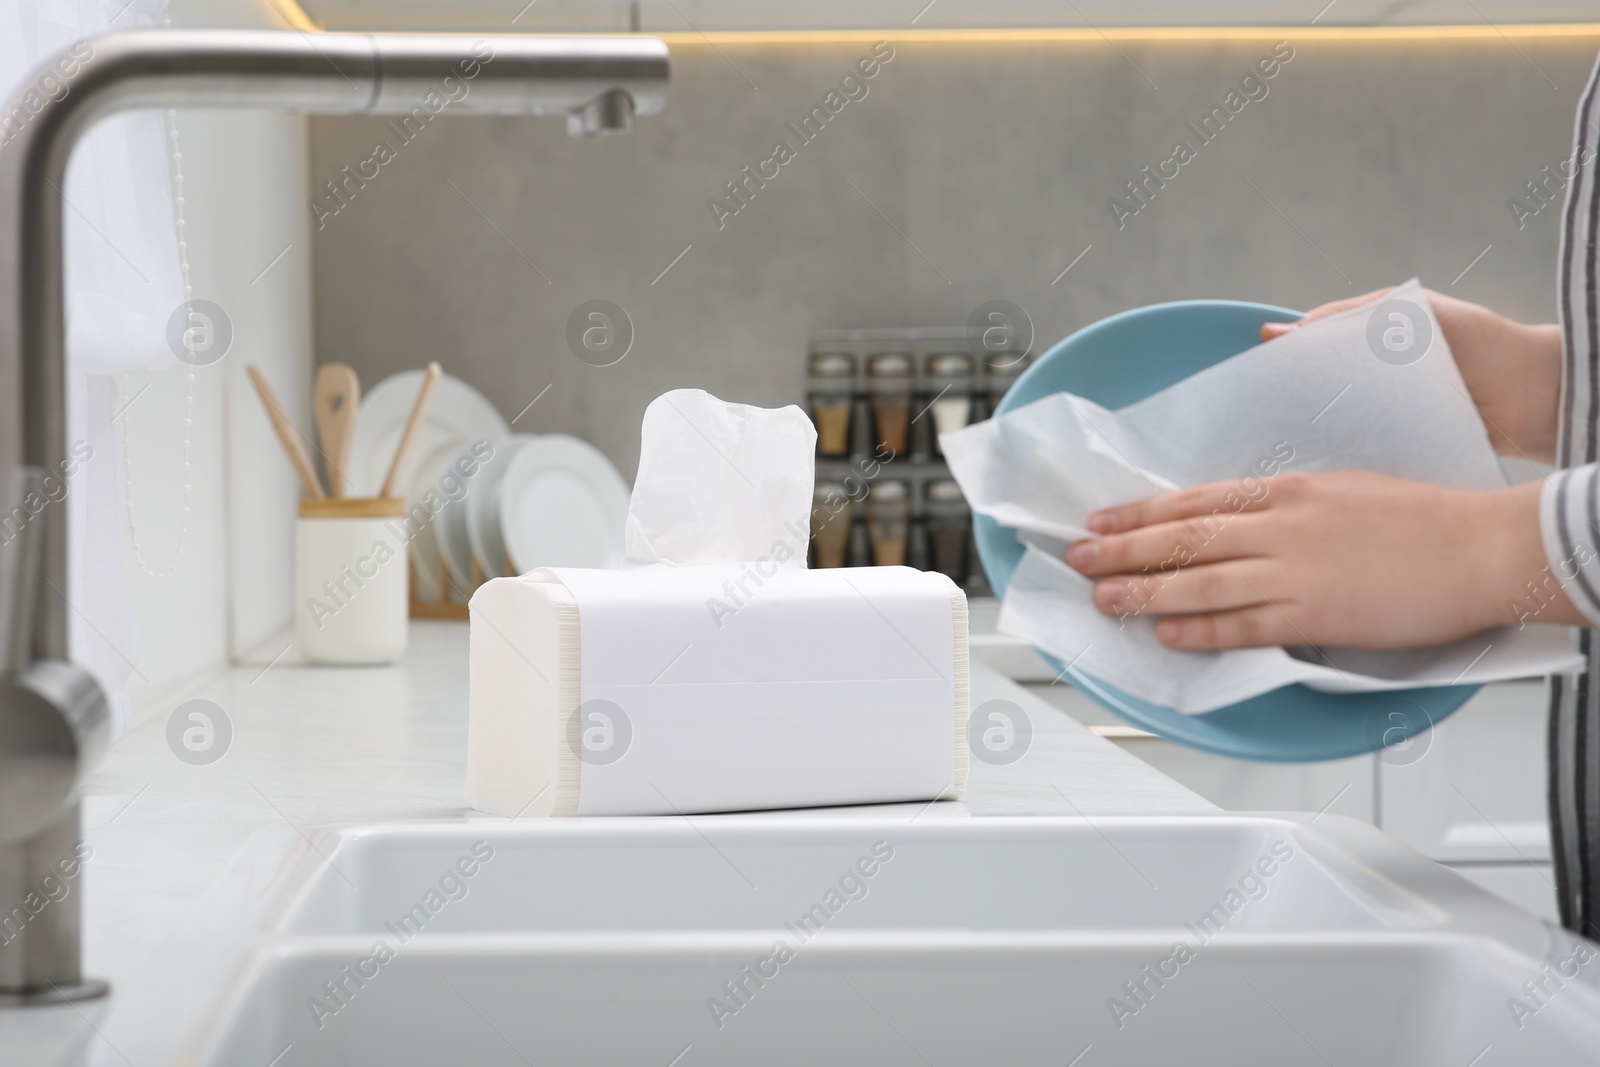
[379,362,443,500]
[245,364,325,499]
[314,363,361,497]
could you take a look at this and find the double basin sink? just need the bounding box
[111,814,1600,1065]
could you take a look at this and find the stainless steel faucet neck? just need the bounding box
[0,27,667,1002]
[0,29,669,669]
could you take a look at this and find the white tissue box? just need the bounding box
[467,564,969,817]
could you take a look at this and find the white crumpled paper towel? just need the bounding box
[623,388,816,568]
[940,280,1583,714]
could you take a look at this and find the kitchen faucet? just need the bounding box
[0,27,669,1005]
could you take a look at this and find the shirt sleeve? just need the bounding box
[1541,465,1600,624]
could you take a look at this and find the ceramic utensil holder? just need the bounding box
[296,497,408,664]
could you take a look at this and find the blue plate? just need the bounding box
[974,299,1477,763]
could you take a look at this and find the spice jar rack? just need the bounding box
[804,327,1032,596]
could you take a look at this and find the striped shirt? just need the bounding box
[1540,49,1600,937]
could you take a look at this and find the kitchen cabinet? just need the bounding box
[1011,640,1559,922]
[1023,682,1376,823]
[1452,864,1559,923]
[1377,679,1551,864]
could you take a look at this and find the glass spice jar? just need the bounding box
[867,353,914,456]
[924,479,971,584]
[864,479,911,567]
[810,481,853,568]
[925,352,975,455]
[807,353,857,458]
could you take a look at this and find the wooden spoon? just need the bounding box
[379,362,443,500]
[314,363,361,497]
[245,365,325,499]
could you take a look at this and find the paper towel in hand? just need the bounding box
[469,389,968,817]
[623,388,816,568]
[940,280,1582,714]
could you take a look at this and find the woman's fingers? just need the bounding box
[1067,513,1264,576]
[1086,480,1272,535]
[1092,559,1278,617]
[1257,286,1398,342]
[1155,603,1297,650]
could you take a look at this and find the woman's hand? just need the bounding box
[1064,470,1582,650]
[1262,288,1563,463]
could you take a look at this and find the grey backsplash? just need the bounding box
[310,35,1596,481]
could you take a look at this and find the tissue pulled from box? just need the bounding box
[468,389,968,817]
[624,388,816,569]
[940,280,1583,714]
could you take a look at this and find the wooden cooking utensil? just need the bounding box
[246,364,326,499]
[314,363,361,497]
[379,361,443,500]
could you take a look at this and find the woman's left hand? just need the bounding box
[1063,470,1581,650]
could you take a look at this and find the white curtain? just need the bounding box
[1,0,185,734]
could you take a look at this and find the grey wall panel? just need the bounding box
[310,34,1599,479]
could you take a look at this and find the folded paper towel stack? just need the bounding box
[940,280,1583,714]
[468,390,968,817]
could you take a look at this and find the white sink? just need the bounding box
[102,815,1600,1066]
[279,817,1422,935]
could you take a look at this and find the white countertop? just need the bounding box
[1,620,1210,1064]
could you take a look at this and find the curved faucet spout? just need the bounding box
[0,27,668,1001]
[0,28,669,670]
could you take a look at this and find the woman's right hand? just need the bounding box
[1261,287,1563,463]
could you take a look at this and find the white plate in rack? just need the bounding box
[347,369,509,499]
[435,440,491,593]
[404,438,463,603]
[499,435,629,573]
[466,433,539,580]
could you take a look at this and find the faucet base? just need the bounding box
[0,805,99,1002]
[0,976,108,1007]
